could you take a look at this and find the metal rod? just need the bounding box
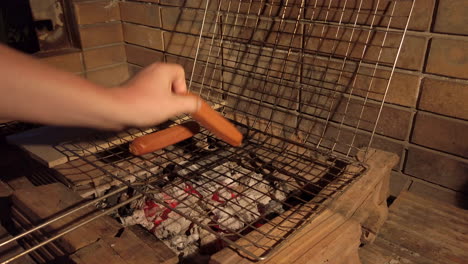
[0,186,128,249]
[1,193,142,264]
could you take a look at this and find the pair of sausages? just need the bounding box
[129,93,243,156]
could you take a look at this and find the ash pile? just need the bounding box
[115,152,291,257]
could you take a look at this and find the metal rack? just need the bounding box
[1,0,415,263]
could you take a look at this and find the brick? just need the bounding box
[389,172,411,197]
[332,99,412,140]
[79,23,123,48]
[83,44,126,69]
[123,23,163,50]
[412,113,468,157]
[159,0,217,8]
[379,0,435,31]
[352,67,420,107]
[433,0,468,35]
[165,54,194,75]
[426,38,468,79]
[303,27,426,70]
[419,78,468,120]
[226,96,298,129]
[125,44,164,67]
[408,180,465,208]
[40,52,83,73]
[74,0,120,25]
[86,64,129,87]
[120,1,160,27]
[163,32,197,58]
[405,147,468,192]
[395,35,427,70]
[303,0,387,26]
[160,6,216,35]
[322,124,405,164]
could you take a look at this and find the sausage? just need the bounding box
[186,93,243,147]
[129,121,200,155]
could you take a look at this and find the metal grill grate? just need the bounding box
[58,123,365,260]
[1,0,414,262]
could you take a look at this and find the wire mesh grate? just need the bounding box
[57,122,365,260]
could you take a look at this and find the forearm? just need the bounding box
[0,44,124,130]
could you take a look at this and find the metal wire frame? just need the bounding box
[166,0,416,159]
[65,124,366,260]
[0,0,415,262]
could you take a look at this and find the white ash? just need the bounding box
[120,209,154,230]
[120,160,289,256]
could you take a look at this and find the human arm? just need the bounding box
[0,44,199,130]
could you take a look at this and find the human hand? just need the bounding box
[112,63,200,128]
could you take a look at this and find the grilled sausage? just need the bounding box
[186,93,243,147]
[129,121,200,155]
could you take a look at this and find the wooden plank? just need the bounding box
[7,101,226,168]
[101,227,177,264]
[10,206,68,262]
[127,225,178,264]
[0,225,36,264]
[212,149,398,263]
[70,240,127,264]
[6,126,96,168]
[292,220,362,264]
[11,183,121,254]
[377,191,468,264]
[0,181,13,197]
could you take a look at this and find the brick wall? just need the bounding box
[119,0,468,208]
[41,0,468,208]
[386,0,467,208]
[39,0,128,87]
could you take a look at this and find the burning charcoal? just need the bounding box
[120,209,154,230]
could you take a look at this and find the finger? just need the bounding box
[172,78,187,95]
[164,64,187,94]
[165,94,200,117]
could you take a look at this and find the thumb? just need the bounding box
[165,94,200,117]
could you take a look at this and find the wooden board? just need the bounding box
[6,126,97,168]
[0,225,36,264]
[101,227,179,264]
[360,191,468,264]
[11,183,121,254]
[7,101,226,168]
[127,225,178,264]
[70,239,127,264]
[211,149,398,263]
[0,181,13,197]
